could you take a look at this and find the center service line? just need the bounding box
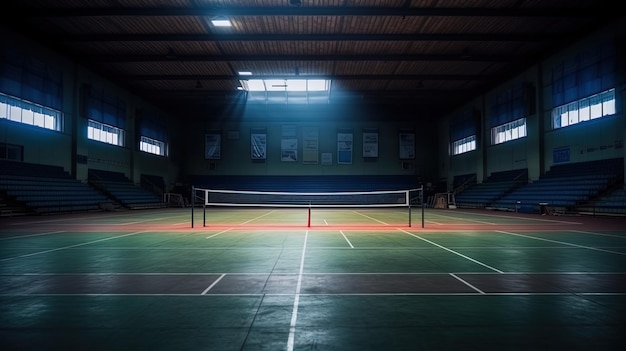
[287,230,309,351]
[397,229,503,273]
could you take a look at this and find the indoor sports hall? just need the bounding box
[1,1,626,351]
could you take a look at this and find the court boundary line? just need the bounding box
[3,292,625,297]
[4,271,625,276]
[206,228,233,239]
[352,210,389,225]
[0,230,65,241]
[441,209,582,225]
[0,230,149,262]
[398,228,504,273]
[496,230,626,256]
[570,230,626,239]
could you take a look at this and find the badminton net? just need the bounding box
[191,187,423,228]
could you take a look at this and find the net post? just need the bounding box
[191,186,195,228]
[203,198,206,227]
[308,202,311,227]
[421,185,425,228]
[408,203,412,227]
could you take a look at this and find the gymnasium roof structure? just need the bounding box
[2,0,620,120]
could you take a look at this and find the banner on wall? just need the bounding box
[362,129,379,158]
[251,129,267,160]
[281,125,298,162]
[553,147,570,163]
[302,126,319,164]
[399,131,415,159]
[337,130,353,164]
[205,131,221,159]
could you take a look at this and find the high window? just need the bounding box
[83,85,126,147]
[551,41,615,129]
[450,109,479,155]
[0,48,63,131]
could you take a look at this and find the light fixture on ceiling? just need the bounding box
[211,16,232,27]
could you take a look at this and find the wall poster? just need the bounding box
[205,131,221,159]
[251,129,267,160]
[321,152,333,165]
[281,125,298,162]
[302,126,319,164]
[337,130,353,164]
[362,130,379,158]
[399,131,415,159]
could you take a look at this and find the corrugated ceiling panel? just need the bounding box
[67,41,222,55]
[395,61,494,75]
[135,79,238,90]
[219,41,339,55]
[105,61,233,75]
[232,16,343,34]
[341,16,428,34]
[334,61,400,75]
[232,61,334,75]
[333,80,391,90]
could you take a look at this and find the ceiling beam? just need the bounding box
[20,6,605,18]
[123,74,491,81]
[58,33,565,43]
[95,53,530,63]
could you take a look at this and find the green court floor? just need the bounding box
[1,208,625,350]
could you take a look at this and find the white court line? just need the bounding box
[172,221,191,226]
[206,228,233,239]
[0,231,65,241]
[571,230,626,239]
[240,210,277,225]
[496,230,626,256]
[5,292,626,297]
[449,273,485,294]
[287,230,309,351]
[430,213,497,225]
[339,230,354,248]
[352,211,388,225]
[201,274,226,295]
[398,229,504,273]
[446,210,582,225]
[0,231,149,262]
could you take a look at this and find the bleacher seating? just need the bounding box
[88,169,165,209]
[455,169,528,209]
[490,158,623,214]
[577,187,626,216]
[0,160,112,215]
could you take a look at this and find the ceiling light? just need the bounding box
[238,71,253,76]
[211,17,232,27]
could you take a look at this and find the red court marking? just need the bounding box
[3,210,625,234]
